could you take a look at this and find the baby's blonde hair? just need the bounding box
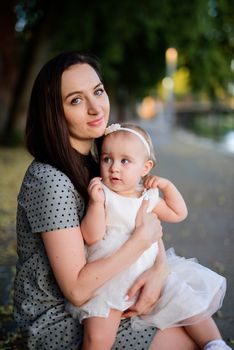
[120,122,156,167]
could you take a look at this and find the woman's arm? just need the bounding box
[42,199,162,307]
[123,238,169,318]
[81,177,106,245]
[145,175,188,223]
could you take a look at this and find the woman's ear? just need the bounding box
[141,160,154,177]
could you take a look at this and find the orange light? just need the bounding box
[166,48,178,64]
[137,97,158,119]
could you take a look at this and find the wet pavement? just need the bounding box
[142,121,234,344]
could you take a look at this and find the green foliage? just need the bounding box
[15,0,234,99]
[179,0,234,97]
[179,113,234,139]
[0,305,24,350]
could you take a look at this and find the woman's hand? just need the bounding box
[122,239,170,318]
[134,198,163,246]
[122,265,169,318]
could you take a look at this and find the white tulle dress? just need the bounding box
[66,184,226,330]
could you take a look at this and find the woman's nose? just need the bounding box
[87,98,101,115]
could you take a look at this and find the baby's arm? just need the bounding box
[145,175,188,223]
[80,177,106,246]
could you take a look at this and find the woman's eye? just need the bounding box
[121,159,129,164]
[95,88,104,96]
[71,97,82,105]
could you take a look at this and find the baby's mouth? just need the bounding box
[110,177,121,182]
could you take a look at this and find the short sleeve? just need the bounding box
[146,188,161,212]
[18,161,85,233]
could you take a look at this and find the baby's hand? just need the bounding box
[144,175,171,191]
[88,177,105,203]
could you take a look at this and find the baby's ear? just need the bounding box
[142,160,154,177]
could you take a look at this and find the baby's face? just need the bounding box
[100,132,150,197]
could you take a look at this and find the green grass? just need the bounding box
[0,147,31,349]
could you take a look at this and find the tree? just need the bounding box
[0,0,20,139]
[1,0,233,143]
[50,0,234,99]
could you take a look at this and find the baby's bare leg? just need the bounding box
[82,309,122,350]
[185,317,222,348]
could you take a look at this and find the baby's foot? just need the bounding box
[203,339,232,350]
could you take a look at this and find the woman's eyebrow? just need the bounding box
[65,82,103,100]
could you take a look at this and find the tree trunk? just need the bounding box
[1,1,53,145]
[0,1,19,136]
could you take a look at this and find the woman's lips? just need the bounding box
[87,116,104,126]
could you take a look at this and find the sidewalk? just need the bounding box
[142,121,234,344]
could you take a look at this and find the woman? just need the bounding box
[13,51,200,349]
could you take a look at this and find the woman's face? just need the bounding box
[62,63,110,154]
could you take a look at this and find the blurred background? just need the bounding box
[0,0,233,348]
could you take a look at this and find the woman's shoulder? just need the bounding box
[18,160,85,230]
[27,160,65,177]
[25,160,74,188]
[18,160,79,204]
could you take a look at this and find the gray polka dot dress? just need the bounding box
[13,160,156,349]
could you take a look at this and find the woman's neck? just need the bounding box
[70,137,92,155]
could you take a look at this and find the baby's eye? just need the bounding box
[95,88,104,96]
[121,159,129,164]
[102,156,111,163]
[71,97,82,105]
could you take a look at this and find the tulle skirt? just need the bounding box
[67,245,226,330]
[131,248,226,330]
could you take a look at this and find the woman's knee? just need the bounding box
[83,328,116,349]
[149,327,200,350]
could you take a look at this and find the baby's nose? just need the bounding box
[110,161,119,172]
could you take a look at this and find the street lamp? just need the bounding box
[166,48,178,75]
[164,47,178,131]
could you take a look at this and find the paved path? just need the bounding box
[140,121,234,345]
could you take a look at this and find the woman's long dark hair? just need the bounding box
[26,51,103,203]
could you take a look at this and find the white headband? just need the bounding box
[105,123,150,156]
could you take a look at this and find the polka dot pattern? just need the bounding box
[13,160,156,349]
[113,319,156,349]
